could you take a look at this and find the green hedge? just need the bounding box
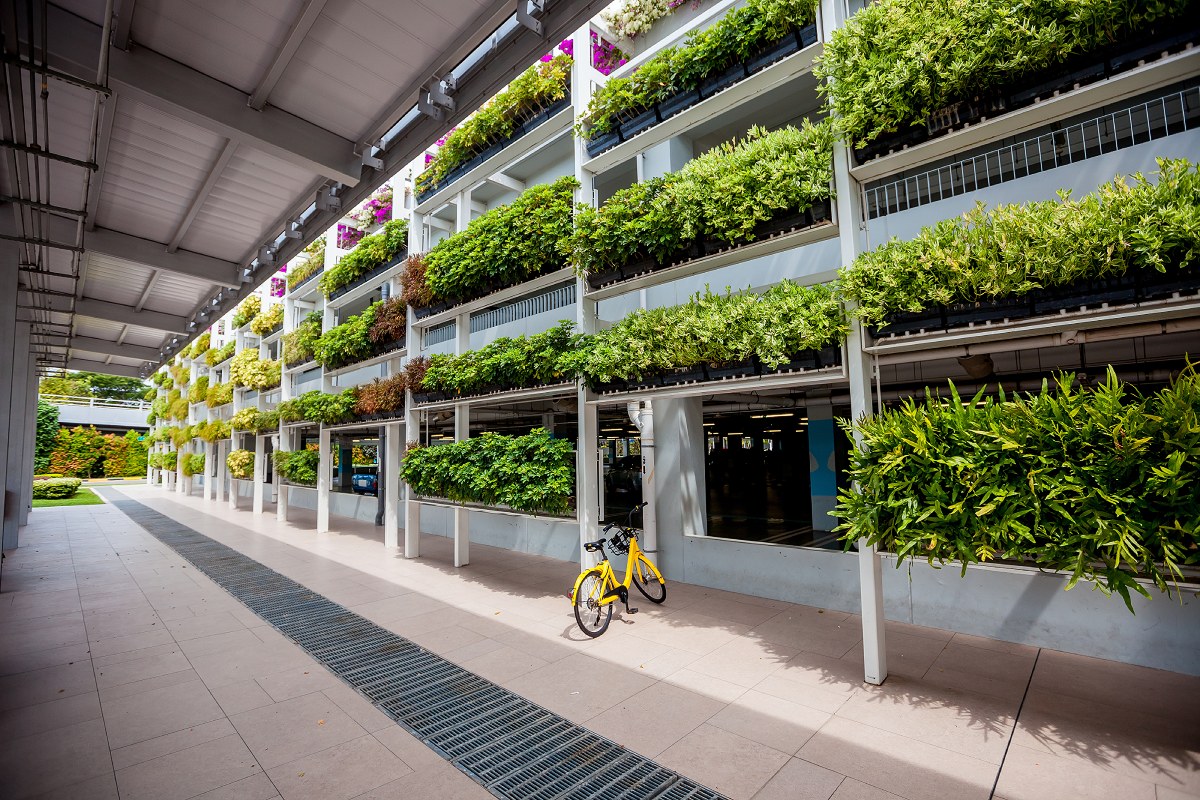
[418,177,577,306]
[32,477,82,499]
[816,0,1194,149]
[573,281,847,385]
[419,322,578,395]
[838,159,1200,326]
[273,450,321,485]
[277,389,359,425]
[582,0,818,137]
[836,367,1200,611]
[182,453,206,477]
[565,121,833,277]
[319,220,408,298]
[312,303,379,370]
[401,429,574,515]
[283,312,322,366]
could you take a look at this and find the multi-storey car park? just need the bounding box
[128,0,1197,682]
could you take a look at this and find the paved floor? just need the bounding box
[1,485,1197,800]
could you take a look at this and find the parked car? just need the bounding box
[351,473,378,495]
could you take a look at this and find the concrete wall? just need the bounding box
[54,403,149,431]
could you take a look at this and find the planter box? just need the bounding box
[289,267,322,293]
[412,298,456,320]
[1137,262,1200,301]
[705,358,759,381]
[619,107,660,140]
[1029,273,1138,315]
[327,250,408,301]
[657,88,701,121]
[763,345,843,374]
[1109,26,1198,74]
[1008,59,1108,110]
[586,129,622,158]
[797,23,819,48]
[747,29,802,74]
[659,366,707,386]
[698,62,748,99]
[750,201,831,241]
[411,391,447,405]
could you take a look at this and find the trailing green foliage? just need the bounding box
[231,408,280,433]
[273,450,321,485]
[816,0,1196,149]
[230,350,282,390]
[277,390,359,425]
[286,237,326,290]
[249,303,284,336]
[227,449,254,479]
[231,295,261,329]
[401,428,575,515]
[416,54,572,195]
[195,420,231,442]
[839,160,1200,326]
[170,426,194,448]
[206,341,236,367]
[206,381,234,408]
[582,0,817,137]
[319,219,408,297]
[418,322,578,395]
[312,303,379,369]
[565,122,833,276]
[162,451,178,470]
[35,399,59,474]
[182,453,206,477]
[31,477,82,499]
[187,376,209,405]
[102,431,148,478]
[282,312,322,366]
[420,177,577,306]
[187,332,211,359]
[837,366,1200,612]
[572,282,847,384]
[148,453,163,469]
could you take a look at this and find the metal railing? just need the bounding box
[865,83,1200,219]
[470,282,576,333]
[424,321,456,347]
[40,393,151,410]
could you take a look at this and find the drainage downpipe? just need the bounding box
[627,401,657,554]
[375,428,386,527]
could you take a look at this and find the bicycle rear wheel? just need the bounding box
[631,556,666,604]
[573,569,613,637]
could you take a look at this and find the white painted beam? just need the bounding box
[248,0,329,111]
[69,335,158,361]
[64,357,142,378]
[167,140,238,253]
[75,298,189,333]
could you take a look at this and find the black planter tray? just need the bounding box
[353,408,405,423]
[327,250,408,301]
[762,345,843,374]
[704,358,760,381]
[699,61,748,99]
[657,88,701,122]
[747,26,805,74]
[289,267,322,293]
[285,356,317,371]
[659,366,708,387]
[585,129,622,158]
[1138,261,1200,301]
[1029,273,1138,315]
[412,378,574,404]
[619,106,660,140]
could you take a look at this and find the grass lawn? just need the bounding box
[32,488,105,508]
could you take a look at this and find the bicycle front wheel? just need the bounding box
[573,569,613,637]
[631,556,666,604]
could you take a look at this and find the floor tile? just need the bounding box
[0,717,112,799]
[993,743,1157,800]
[585,681,726,758]
[828,777,906,800]
[504,652,655,724]
[101,678,225,749]
[658,723,791,800]
[230,691,367,769]
[266,734,412,800]
[0,689,102,740]
[349,756,491,799]
[709,688,830,754]
[750,757,845,800]
[0,659,97,712]
[114,733,265,800]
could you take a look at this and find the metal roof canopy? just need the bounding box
[1,0,603,378]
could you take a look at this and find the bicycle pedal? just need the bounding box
[627,607,639,614]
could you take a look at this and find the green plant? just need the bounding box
[206,381,234,408]
[312,303,380,369]
[31,477,82,499]
[230,350,282,390]
[816,0,1195,150]
[282,312,322,366]
[574,282,847,384]
[839,159,1200,327]
[276,390,359,424]
[319,219,408,297]
[399,253,434,309]
[404,357,430,392]
[231,408,280,433]
[416,54,573,195]
[182,453,206,477]
[418,321,578,395]
[581,0,817,137]
[196,420,231,442]
[47,425,107,477]
[187,375,210,405]
[148,453,163,469]
[424,177,577,305]
[273,450,321,485]
[565,122,833,277]
[354,374,407,416]
[837,365,1200,612]
[170,426,194,447]
[227,449,254,479]
[401,428,575,514]
[35,399,59,474]
[206,341,236,367]
[249,303,285,336]
[102,430,148,477]
[368,297,407,345]
[162,451,178,470]
[188,332,212,359]
[287,236,327,290]
[231,295,261,329]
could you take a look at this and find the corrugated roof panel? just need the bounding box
[179,146,318,262]
[81,254,156,307]
[141,271,213,317]
[73,317,126,339]
[122,327,169,348]
[93,99,225,243]
[130,0,306,95]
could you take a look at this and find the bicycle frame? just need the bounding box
[572,532,664,608]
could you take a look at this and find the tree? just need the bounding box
[38,370,148,402]
[35,400,59,474]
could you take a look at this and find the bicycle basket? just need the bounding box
[608,529,631,555]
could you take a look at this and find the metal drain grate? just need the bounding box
[109,495,728,800]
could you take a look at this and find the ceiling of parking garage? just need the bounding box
[1,0,601,378]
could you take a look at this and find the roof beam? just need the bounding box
[113,0,136,50]
[42,6,360,185]
[76,298,189,333]
[134,270,160,311]
[167,139,238,253]
[84,96,117,232]
[65,358,142,378]
[249,0,329,111]
[69,335,158,361]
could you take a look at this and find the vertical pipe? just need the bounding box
[317,425,331,532]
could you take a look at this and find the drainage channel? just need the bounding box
[109,495,727,800]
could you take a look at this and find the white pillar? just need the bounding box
[384,421,401,549]
[452,405,469,567]
[0,254,17,542]
[276,430,289,522]
[219,439,231,504]
[3,321,31,548]
[252,435,265,514]
[627,402,658,553]
[317,425,331,532]
[18,357,37,527]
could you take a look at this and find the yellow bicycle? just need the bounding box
[571,503,666,637]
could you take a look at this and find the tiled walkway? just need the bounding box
[1,486,1197,800]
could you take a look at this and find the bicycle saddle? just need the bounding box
[584,538,606,552]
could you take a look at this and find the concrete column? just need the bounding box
[317,426,331,532]
[0,253,16,542]
[452,405,469,567]
[627,401,658,553]
[653,398,707,556]
[806,401,838,532]
[19,358,38,526]
[252,435,265,514]
[823,0,886,687]
[640,136,693,181]
[206,441,216,501]
[384,421,401,549]
[218,439,229,503]
[3,321,31,548]
[175,442,185,494]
